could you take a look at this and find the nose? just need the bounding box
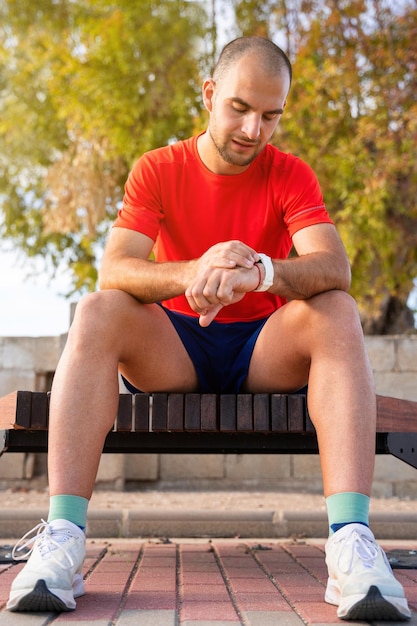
[241,113,261,141]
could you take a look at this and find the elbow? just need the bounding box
[98,263,112,291]
[338,261,352,293]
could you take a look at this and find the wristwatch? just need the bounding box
[254,253,274,292]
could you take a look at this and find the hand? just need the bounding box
[186,258,261,327]
[195,240,259,272]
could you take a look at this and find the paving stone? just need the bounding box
[243,611,305,625]
[118,609,177,625]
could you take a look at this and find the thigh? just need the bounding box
[244,299,313,393]
[74,290,199,392]
[245,290,360,393]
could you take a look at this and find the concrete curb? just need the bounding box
[0,508,416,540]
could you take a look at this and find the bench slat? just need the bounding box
[116,394,132,432]
[167,393,184,432]
[237,394,253,431]
[220,395,236,431]
[134,393,150,432]
[185,393,201,432]
[17,391,33,429]
[201,394,218,431]
[31,392,49,429]
[376,396,417,431]
[288,395,306,432]
[152,393,168,432]
[271,394,288,431]
[254,394,269,431]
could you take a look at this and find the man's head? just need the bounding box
[213,36,292,89]
[199,36,292,174]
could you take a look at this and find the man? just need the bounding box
[8,36,410,621]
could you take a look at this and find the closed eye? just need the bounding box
[229,98,283,120]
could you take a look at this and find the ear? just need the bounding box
[202,78,216,113]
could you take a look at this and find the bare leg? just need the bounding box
[48,289,198,500]
[246,290,376,497]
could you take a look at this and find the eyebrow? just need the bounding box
[229,96,284,116]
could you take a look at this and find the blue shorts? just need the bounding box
[122,305,269,394]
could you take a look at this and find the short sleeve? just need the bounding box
[113,154,163,240]
[280,157,333,237]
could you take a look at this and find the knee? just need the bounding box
[321,289,360,319]
[315,289,358,314]
[312,290,364,338]
[70,290,133,338]
[292,290,362,336]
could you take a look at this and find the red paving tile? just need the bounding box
[0,538,415,624]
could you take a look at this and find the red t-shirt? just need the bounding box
[114,134,334,322]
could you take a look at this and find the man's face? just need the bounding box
[202,54,290,174]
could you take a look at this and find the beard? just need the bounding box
[208,127,262,168]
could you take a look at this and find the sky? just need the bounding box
[0,247,74,337]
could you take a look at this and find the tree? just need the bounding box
[231,0,417,332]
[0,0,208,293]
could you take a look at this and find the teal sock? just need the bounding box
[326,492,370,535]
[48,495,88,531]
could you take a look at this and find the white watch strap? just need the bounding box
[254,253,274,292]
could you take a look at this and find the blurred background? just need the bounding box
[1,0,416,336]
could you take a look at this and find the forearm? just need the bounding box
[99,257,195,303]
[99,233,259,306]
[271,251,351,300]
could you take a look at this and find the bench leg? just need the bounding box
[387,433,417,470]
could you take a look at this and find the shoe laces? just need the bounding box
[334,527,379,574]
[11,520,75,570]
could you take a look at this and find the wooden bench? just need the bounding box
[1,391,417,470]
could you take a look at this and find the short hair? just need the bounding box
[213,36,292,86]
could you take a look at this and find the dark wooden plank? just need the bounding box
[220,394,237,431]
[254,394,270,432]
[376,395,417,432]
[115,394,133,432]
[271,394,287,431]
[134,394,150,432]
[237,394,253,431]
[201,394,218,431]
[287,394,306,432]
[305,407,315,433]
[185,394,201,431]
[167,394,184,432]
[15,391,33,429]
[151,393,168,432]
[30,392,49,429]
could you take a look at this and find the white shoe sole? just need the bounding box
[7,573,84,613]
[326,581,411,621]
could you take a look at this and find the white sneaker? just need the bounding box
[325,523,411,621]
[7,519,86,612]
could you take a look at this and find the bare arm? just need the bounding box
[99,228,189,301]
[99,227,259,302]
[269,223,351,300]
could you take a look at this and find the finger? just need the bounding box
[185,281,219,312]
[198,303,224,327]
[202,241,258,270]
